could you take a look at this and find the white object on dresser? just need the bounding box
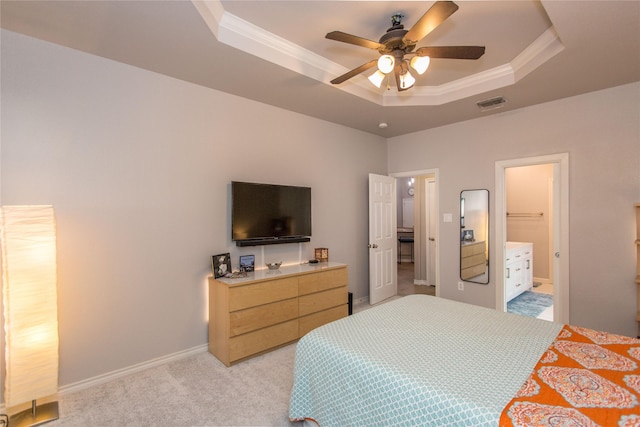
[505,242,533,302]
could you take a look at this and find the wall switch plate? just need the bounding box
[444,213,453,223]
[458,282,464,291]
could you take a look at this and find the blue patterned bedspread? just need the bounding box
[289,295,563,426]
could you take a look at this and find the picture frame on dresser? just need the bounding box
[212,253,231,278]
[239,254,255,272]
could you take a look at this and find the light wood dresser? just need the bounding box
[208,262,348,366]
[460,240,487,280]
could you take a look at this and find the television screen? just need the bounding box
[231,181,311,243]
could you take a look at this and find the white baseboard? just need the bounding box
[533,276,552,285]
[59,344,208,396]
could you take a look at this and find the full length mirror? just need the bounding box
[460,189,489,284]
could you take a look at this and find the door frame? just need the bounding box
[425,177,437,287]
[495,153,569,324]
[391,169,440,297]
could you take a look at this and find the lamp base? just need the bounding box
[9,401,59,427]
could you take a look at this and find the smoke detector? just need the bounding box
[476,96,507,112]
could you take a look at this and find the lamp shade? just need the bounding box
[1,206,59,408]
[377,55,395,74]
[399,69,416,90]
[368,70,386,88]
[410,55,431,75]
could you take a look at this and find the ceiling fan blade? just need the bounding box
[326,31,384,50]
[403,1,459,45]
[330,59,378,84]
[415,46,485,59]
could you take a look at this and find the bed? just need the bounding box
[289,295,640,426]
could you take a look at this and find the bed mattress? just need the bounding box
[289,295,563,426]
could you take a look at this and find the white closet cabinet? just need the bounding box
[505,242,533,302]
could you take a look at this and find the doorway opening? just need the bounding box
[393,171,438,298]
[505,164,554,320]
[495,154,569,324]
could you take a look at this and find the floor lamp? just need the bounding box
[1,206,59,427]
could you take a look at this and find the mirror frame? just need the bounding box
[460,189,489,284]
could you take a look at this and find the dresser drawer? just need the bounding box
[229,298,298,337]
[298,267,348,296]
[299,286,347,317]
[461,263,486,281]
[506,249,524,265]
[461,253,485,270]
[229,277,298,312]
[299,304,347,337]
[461,241,485,258]
[229,319,298,363]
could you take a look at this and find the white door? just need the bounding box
[426,179,436,286]
[369,173,397,305]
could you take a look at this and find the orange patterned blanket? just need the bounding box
[500,325,640,426]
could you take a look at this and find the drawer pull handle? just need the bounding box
[506,267,510,279]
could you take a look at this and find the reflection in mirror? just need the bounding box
[460,189,489,284]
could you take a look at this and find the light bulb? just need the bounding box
[368,70,386,88]
[377,55,395,74]
[410,55,430,75]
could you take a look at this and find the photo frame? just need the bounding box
[239,254,255,272]
[212,253,231,278]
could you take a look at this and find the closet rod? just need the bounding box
[506,212,543,217]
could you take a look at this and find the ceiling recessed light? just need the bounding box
[378,122,388,129]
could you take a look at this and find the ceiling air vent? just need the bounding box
[476,96,507,112]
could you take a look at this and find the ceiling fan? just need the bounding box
[326,1,485,92]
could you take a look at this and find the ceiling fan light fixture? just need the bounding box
[368,70,386,88]
[410,55,430,75]
[377,54,395,74]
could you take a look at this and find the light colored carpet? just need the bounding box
[48,271,428,427]
[49,345,299,426]
[397,262,435,296]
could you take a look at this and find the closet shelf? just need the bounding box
[506,212,544,217]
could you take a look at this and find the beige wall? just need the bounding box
[1,30,386,386]
[2,27,640,391]
[388,81,640,338]
[506,164,554,282]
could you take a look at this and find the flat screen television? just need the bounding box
[231,181,312,246]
